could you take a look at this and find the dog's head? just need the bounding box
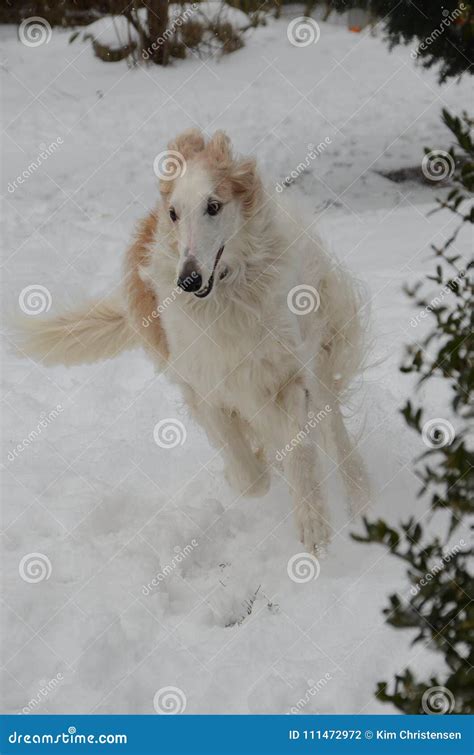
[159,129,262,299]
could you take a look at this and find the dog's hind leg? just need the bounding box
[272,378,331,555]
[330,405,371,516]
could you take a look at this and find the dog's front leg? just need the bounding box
[211,408,271,498]
[274,378,331,554]
[183,388,270,498]
[205,407,271,498]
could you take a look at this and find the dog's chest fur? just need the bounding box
[161,295,298,416]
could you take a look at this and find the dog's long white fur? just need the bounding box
[16,130,370,554]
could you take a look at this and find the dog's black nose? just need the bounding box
[178,271,202,292]
[177,259,202,292]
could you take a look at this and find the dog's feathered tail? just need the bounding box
[15,297,139,367]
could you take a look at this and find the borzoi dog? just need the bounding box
[19,129,369,554]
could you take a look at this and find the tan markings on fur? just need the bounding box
[159,128,263,217]
[125,208,169,362]
[228,158,262,217]
[160,128,205,199]
[201,131,263,217]
[15,297,138,367]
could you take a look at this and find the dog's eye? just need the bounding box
[169,207,178,222]
[207,201,221,217]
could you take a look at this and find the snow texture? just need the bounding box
[1,12,471,715]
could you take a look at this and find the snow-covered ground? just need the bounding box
[1,12,471,715]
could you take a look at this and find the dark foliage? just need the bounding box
[352,110,474,714]
[327,1,473,82]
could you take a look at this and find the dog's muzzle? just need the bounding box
[177,246,225,299]
[193,246,225,299]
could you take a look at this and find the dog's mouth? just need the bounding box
[194,246,225,299]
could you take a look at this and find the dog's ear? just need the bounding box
[167,128,205,160]
[206,131,233,166]
[230,158,262,216]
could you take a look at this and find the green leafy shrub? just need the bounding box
[352,109,474,714]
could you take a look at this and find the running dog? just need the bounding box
[19,129,370,554]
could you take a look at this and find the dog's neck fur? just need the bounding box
[217,198,282,311]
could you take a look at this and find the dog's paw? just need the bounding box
[295,500,331,556]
